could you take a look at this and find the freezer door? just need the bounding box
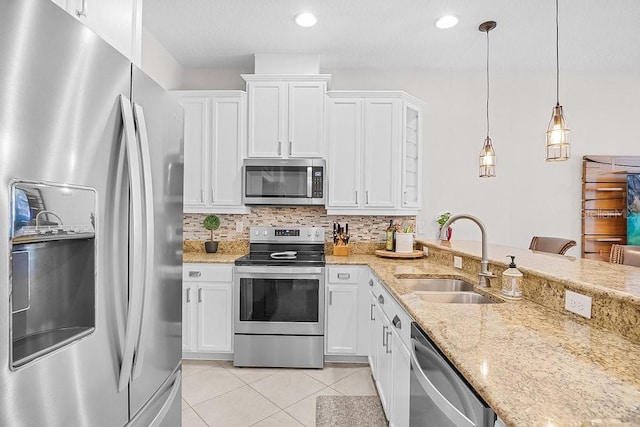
[128,67,184,418]
[0,0,131,425]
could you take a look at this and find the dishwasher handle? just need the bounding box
[409,338,476,427]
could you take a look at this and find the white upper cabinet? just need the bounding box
[52,0,142,64]
[172,90,249,214]
[243,75,330,159]
[326,91,423,215]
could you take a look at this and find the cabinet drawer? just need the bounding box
[582,236,626,260]
[327,267,359,284]
[583,198,626,210]
[183,264,233,282]
[582,213,626,235]
[583,252,612,262]
[583,183,626,200]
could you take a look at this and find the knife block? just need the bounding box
[333,245,350,257]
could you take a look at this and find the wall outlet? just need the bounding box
[235,221,243,232]
[565,290,592,319]
[453,256,463,269]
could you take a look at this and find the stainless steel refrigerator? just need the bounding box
[0,0,184,425]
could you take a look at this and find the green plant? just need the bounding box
[436,211,451,227]
[203,214,221,242]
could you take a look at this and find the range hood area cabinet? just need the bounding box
[325,91,424,215]
[242,74,331,159]
[172,90,249,214]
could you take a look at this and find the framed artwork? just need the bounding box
[628,174,640,245]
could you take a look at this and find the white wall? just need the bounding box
[327,69,640,254]
[141,29,182,89]
[176,67,640,254]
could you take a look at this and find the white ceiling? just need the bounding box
[143,0,640,72]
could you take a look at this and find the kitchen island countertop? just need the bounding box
[185,243,640,426]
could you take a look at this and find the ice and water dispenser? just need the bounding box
[10,181,96,369]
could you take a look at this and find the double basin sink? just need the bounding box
[398,278,500,304]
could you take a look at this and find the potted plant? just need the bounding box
[436,211,453,241]
[203,214,221,253]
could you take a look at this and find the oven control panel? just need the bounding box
[250,227,325,243]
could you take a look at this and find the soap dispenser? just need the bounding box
[501,255,523,300]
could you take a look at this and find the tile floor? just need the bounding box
[182,360,378,427]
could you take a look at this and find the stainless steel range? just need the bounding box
[234,226,326,368]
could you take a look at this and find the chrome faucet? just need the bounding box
[439,214,496,288]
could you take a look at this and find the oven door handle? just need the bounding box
[235,266,324,275]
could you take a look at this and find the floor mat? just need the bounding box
[316,395,387,427]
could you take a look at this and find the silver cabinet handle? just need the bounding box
[382,325,388,348]
[386,330,392,354]
[337,273,351,280]
[76,0,87,17]
[366,190,369,204]
[200,189,205,203]
[369,279,374,287]
[278,141,282,156]
[186,288,191,303]
[118,95,144,393]
[370,304,375,321]
[392,315,402,330]
[378,294,384,305]
[132,102,155,381]
[355,190,358,204]
[329,290,333,305]
[596,187,624,192]
[289,141,292,156]
[211,189,215,202]
[189,271,202,277]
[594,238,622,242]
[198,288,203,303]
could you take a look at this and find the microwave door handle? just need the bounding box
[131,103,155,381]
[409,338,476,427]
[118,95,145,392]
[307,166,313,197]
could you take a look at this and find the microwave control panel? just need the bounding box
[312,167,323,198]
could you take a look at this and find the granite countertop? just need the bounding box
[184,243,640,426]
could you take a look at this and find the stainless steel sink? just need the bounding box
[414,291,498,304]
[399,278,475,292]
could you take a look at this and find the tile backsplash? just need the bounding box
[183,206,415,243]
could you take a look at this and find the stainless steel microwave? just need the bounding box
[242,158,325,205]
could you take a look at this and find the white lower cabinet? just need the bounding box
[325,266,371,356]
[182,264,233,355]
[368,272,412,427]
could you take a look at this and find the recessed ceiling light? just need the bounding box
[295,12,317,27]
[435,15,459,29]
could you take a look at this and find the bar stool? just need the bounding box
[609,244,640,267]
[529,236,577,255]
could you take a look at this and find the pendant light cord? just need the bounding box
[555,0,560,105]
[486,28,490,138]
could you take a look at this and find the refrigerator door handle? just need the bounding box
[131,102,155,381]
[118,95,146,392]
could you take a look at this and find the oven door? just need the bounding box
[234,266,325,335]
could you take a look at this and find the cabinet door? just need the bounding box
[390,327,410,427]
[247,82,287,157]
[288,82,325,158]
[327,98,362,208]
[197,283,233,353]
[326,284,358,354]
[401,103,421,209]
[368,291,379,376]
[180,97,208,209]
[210,96,245,207]
[363,99,401,208]
[182,284,197,352]
[375,302,393,418]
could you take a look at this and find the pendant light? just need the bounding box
[479,21,496,178]
[546,0,570,161]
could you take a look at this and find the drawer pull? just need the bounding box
[596,187,624,192]
[594,238,623,242]
[370,304,375,321]
[392,315,402,330]
[337,273,351,280]
[189,271,202,277]
[186,288,191,303]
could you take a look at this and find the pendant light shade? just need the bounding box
[546,0,570,161]
[479,21,496,178]
[479,136,496,177]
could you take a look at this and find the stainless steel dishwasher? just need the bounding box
[410,323,496,427]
